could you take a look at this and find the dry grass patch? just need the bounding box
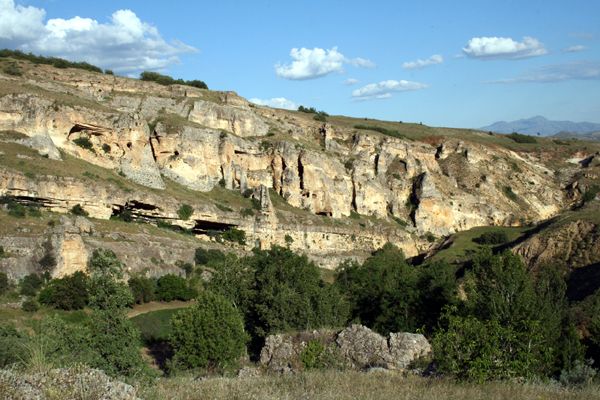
[141,370,600,400]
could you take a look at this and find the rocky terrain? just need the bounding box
[1,57,600,276]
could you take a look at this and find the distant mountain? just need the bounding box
[553,131,600,142]
[481,116,600,136]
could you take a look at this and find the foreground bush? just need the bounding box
[169,291,247,370]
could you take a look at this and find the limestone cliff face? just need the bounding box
[0,61,592,273]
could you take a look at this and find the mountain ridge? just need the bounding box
[481,116,600,136]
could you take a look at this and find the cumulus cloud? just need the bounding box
[563,45,586,53]
[490,61,600,83]
[463,36,547,59]
[352,79,428,100]
[344,78,359,85]
[0,0,195,73]
[249,97,298,110]
[402,54,443,69]
[275,47,374,80]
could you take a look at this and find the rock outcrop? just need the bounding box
[259,324,432,373]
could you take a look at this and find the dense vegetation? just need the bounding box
[0,241,598,387]
[507,132,538,144]
[0,49,103,73]
[140,71,208,89]
[354,124,410,140]
[297,105,329,122]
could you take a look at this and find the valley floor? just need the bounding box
[140,370,600,400]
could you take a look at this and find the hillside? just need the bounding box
[1,56,600,278]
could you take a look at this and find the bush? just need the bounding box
[0,323,28,368]
[2,62,22,76]
[156,274,197,301]
[21,298,39,312]
[502,186,518,202]
[194,248,226,265]
[582,185,599,203]
[102,143,111,153]
[128,276,156,304]
[507,132,538,144]
[70,204,89,217]
[177,204,194,220]
[300,340,326,370]
[0,49,103,73]
[169,290,248,370]
[72,137,94,152]
[104,69,114,75]
[20,273,44,296]
[140,71,208,90]
[0,272,9,295]
[38,271,89,310]
[473,230,509,245]
[221,228,246,245]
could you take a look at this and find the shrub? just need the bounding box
[38,271,89,310]
[2,62,22,76]
[70,204,89,217]
[72,137,94,152]
[156,274,197,301]
[473,230,509,245]
[6,199,26,218]
[0,323,28,368]
[194,248,226,265]
[502,186,518,202]
[21,298,39,312]
[169,290,248,370]
[20,273,43,296]
[128,276,156,304]
[284,234,294,245]
[300,340,326,370]
[582,185,599,203]
[177,204,194,220]
[102,143,111,153]
[104,69,114,75]
[140,71,208,90]
[313,113,327,122]
[240,208,255,217]
[221,228,246,245]
[507,132,538,144]
[0,272,9,295]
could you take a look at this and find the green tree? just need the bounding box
[246,246,348,338]
[156,274,197,301]
[195,247,225,265]
[86,249,146,376]
[20,273,44,296]
[128,275,156,304]
[433,249,564,381]
[38,271,89,310]
[169,290,247,370]
[335,243,419,335]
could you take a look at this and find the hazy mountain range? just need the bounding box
[481,116,600,136]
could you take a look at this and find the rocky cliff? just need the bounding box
[1,57,599,275]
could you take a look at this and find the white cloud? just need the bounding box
[563,45,586,53]
[0,0,46,45]
[352,79,428,100]
[0,0,195,73]
[249,97,298,110]
[275,47,374,80]
[402,54,443,69]
[463,36,547,59]
[349,57,375,68]
[490,61,600,83]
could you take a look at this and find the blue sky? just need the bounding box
[1,0,599,128]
